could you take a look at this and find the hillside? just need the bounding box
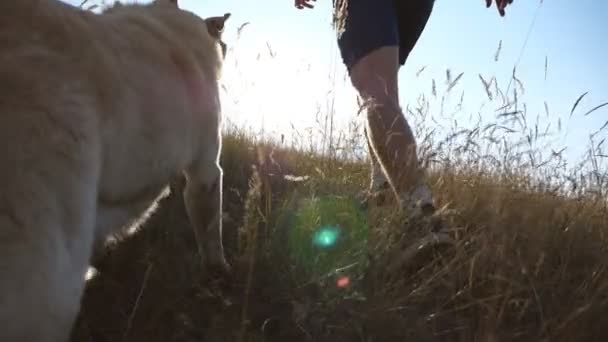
[69,130,608,342]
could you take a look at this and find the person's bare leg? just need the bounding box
[349,46,433,212]
[363,127,391,204]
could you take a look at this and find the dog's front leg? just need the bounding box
[183,139,231,277]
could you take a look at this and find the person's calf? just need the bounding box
[362,100,447,227]
[363,100,424,196]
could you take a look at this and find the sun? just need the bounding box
[219,40,359,138]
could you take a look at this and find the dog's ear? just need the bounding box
[153,0,179,8]
[101,1,123,13]
[206,13,231,40]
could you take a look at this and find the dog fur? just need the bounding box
[0,0,231,340]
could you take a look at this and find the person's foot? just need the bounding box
[398,182,447,232]
[358,175,457,273]
[359,159,393,209]
[392,182,456,270]
[358,180,391,209]
[399,182,435,215]
[359,156,452,231]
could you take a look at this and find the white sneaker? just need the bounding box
[362,170,436,217]
[358,162,392,209]
[400,183,459,239]
[399,183,436,218]
[369,160,388,193]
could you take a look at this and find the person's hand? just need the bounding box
[486,0,514,17]
[295,0,315,10]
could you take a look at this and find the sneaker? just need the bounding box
[400,182,458,251]
[358,162,392,209]
[399,183,437,220]
[358,180,391,210]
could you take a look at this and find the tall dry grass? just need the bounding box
[70,1,608,341]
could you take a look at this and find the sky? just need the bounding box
[67,0,608,163]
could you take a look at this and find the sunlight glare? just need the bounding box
[220,42,358,136]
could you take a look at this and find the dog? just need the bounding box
[0,0,231,340]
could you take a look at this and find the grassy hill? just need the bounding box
[69,125,608,341]
[66,4,608,339]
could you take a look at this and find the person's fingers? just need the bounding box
[303,0,315,8]
[295,0,314,9]
[499,0,514,11]
[496,0,506,16]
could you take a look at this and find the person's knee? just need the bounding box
[352,73,397,106]
[349,47,400,100]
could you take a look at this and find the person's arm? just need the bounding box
[295,0,316,10]
[486,0,514,16]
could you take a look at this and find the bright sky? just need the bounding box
[67,0,608,163]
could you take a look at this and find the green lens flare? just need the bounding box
[312,226,341,249]
[287,195,369,280]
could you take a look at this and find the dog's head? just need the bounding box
[151,0,231,59]
[204,13,231,59]
[104,0,231,75]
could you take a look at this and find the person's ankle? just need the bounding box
[363,180,391,207]
[399,183,435,216]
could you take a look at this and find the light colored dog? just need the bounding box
[0,1,231,341]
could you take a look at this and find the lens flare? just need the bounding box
[336,276,350,288]
[312,226,341,249]
[288,195,369,280]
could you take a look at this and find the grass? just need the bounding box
[69,2,608,341]
[70,107,608,341]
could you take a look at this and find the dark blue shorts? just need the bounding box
[336,0,435,72]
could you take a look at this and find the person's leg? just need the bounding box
[365,0,436,205]
[364,126,391,205]
[336,0,435,213]
[352,47,432,211]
